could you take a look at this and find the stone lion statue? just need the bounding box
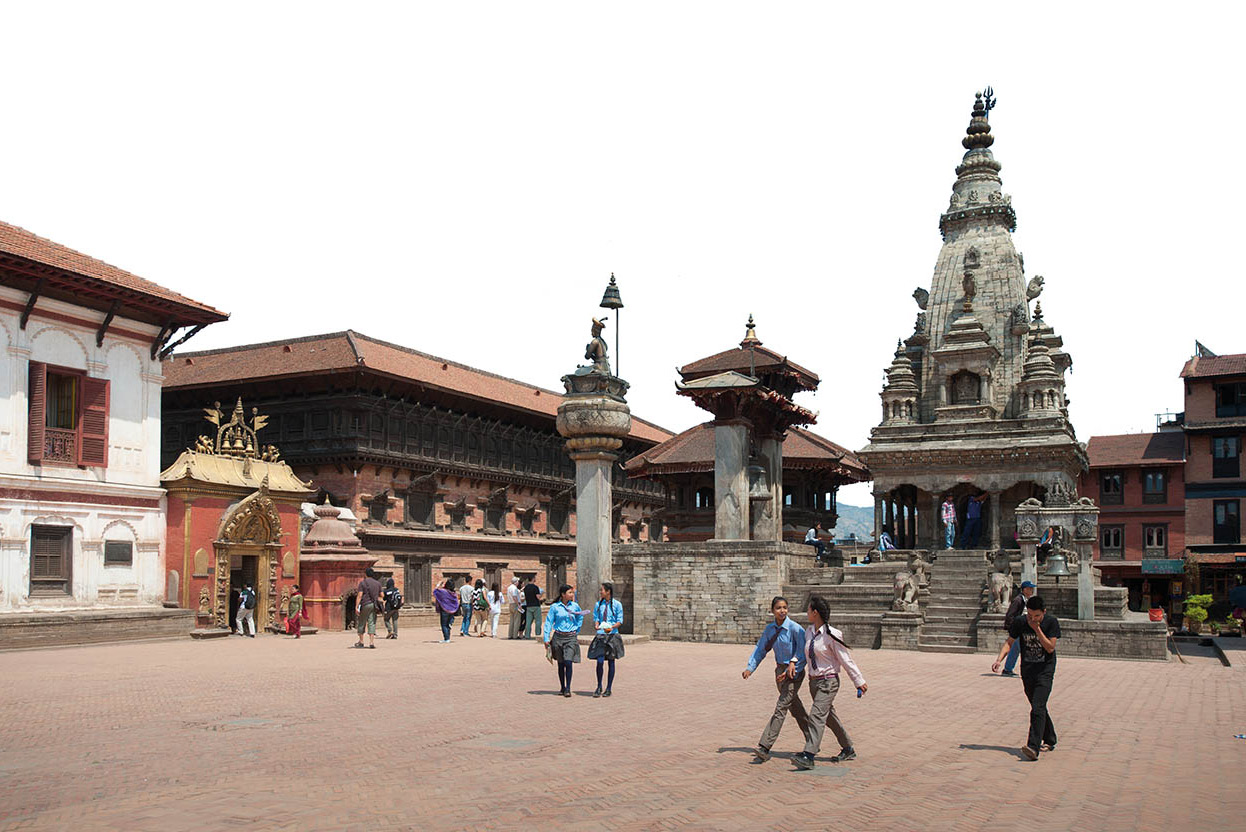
[908,553,929,587]
[893,566,920,613]
[1026,275,1045,301]
[988,572,1012,614]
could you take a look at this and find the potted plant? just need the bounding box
[1183,593,1213,635]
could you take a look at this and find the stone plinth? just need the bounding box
[880,611,924,650]
[617,541,814,644]
[976,612,1168,661]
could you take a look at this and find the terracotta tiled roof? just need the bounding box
[163,331,674,444]
[1180,353,1246,379]
[1086,432,1185,468]
[679,344,819,387]
[624,422,869,481]
[0,219,227,322]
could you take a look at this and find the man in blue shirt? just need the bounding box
[742,596,811,761]
[961,492,987,548]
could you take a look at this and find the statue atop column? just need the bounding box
[585,317,611,375]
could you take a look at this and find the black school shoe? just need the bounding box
[793,752,816,770]
[830,747,856,762]
[593,688,602,698]
[562,690,572,698]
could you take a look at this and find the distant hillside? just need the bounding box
[830,503,873,542]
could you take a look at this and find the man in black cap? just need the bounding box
[1000,580,1037,677]
[992,595,1060,760]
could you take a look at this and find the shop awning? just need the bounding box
[1141,559,1185,575]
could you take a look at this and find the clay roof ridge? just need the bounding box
[172,330,356,359]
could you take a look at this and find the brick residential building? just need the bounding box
[0,219,226,635]
[161,331,672,614]
[1079,430,1185,616]
[1180,346,1246,607]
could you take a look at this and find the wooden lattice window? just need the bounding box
[27,363,109,467]
[30,525,72,595]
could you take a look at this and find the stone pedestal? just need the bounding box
[880,610,923,650]
[1076,540,1095,621]
[713,421,749,541]
[557,369,631,632]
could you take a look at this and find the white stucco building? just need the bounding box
[0,220,226,617]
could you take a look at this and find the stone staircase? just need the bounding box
[918,549,988,653]
[783,558,929,649]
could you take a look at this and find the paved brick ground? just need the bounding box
[0,629,1242,831]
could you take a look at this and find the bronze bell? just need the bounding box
[599,274,623,310]
[1045,550,1071,580]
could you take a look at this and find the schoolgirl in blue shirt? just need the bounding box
[543,584,590,697]
[741,595,812,761]
[589,582,625,698]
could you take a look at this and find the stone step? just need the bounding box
[928,592,986,603]
[917,642,980,654]
[917,632,976,646]
[921,622,979,636]
[924,606,982,619]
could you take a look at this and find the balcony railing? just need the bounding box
[44,427,77,464]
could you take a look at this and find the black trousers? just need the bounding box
[1021,662,1057,751]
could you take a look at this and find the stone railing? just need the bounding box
[44,427,77,464]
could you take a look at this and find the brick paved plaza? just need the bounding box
[1,632,1242,832]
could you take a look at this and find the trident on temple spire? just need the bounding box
[982,86,997,121]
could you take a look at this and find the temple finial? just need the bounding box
[962,90,995,151]
[740,314,761,348]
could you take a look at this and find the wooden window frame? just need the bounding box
[1141,469,1167,505]
[1212,436,1240,479]
[1213,500,1240,545]
[1099,525,1124,559]
[1099,470,1124,506]
[30,524,72,596]
[1214,382,1246,418]
[1142,524,1167,555]
[27,362,110,468]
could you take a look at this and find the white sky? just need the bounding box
[3,3,1243,507]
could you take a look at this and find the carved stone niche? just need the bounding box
[949,370,981,405]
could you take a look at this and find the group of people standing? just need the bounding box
[431,577,505,642]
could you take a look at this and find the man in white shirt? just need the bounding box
[804,523,827,562]
[458,577,475,637]
[506,577,523,639]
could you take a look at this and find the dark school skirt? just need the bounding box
[587,632,625,661]
[549,630,581,663]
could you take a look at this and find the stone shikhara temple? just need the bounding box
[859,92,1087,549]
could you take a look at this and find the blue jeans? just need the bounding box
[460,603,472,635]
[961,517,981,548]
[944,522,955,549]
[439,611,453,641]
[1003,637,1020,673]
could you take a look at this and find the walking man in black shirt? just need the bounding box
[992,595,1060,761]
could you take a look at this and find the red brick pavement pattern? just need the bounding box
[0,631,1242,832]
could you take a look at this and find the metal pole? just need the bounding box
[616,310,620,378]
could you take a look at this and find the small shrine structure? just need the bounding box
[162,399,312,633]
[674,316,820,541]
[299,499,375,630]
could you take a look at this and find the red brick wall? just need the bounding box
[1081,461,1185,560]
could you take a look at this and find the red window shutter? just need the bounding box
[28,362,46,463]
[78,377,110,467]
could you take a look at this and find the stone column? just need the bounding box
[1074,508,1099,621]
[928,493,942,550]
[988,491,1001,550]
[557,370,632,632]
[713,420,750,540]
[873,493,884,545]
[756,435,784,542]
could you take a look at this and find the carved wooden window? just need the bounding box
[1142,470,1167,504]
[1213,500,1240,545]
[1213,437,1240,479]
[406,493,436,527]
[949,371,980,405]
[519,507,536,534]
[1099,526,1123,558]
[104,540,133,566]
[1143,525,1167,554]
[1099,471,1124,505]
[547,501,569,536]
[368,492,390,524]
[28,363,108,467]
[483,490,507,533]
[284,412,305,438]
[30,525,72,595]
